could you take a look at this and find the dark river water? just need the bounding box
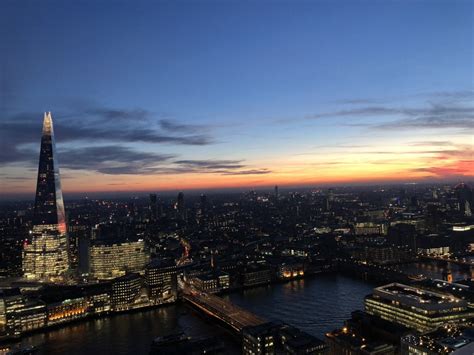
[16,261,467,354]
[17,274,373,355]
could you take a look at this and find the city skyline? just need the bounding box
[1,0,473,198]
[1,1,474,353]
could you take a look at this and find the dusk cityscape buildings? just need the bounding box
[0,112,473,354]
[1,0,473,354]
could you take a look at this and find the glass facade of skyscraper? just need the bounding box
[23,112,70,280]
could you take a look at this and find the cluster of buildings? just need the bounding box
[236,279,474,354]
[87,238,149,280]
[1,113,474,354]
[0,259,178,338]
[242,322,328,355]
[325,281,474,354]
[0,115,178,343]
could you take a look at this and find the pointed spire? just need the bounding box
[42,111,53,135]
[34,112,66,233]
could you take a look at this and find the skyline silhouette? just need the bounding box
[1,0,472,197]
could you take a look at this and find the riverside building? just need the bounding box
[23,113,69,281]
[89,239,149,280]
[365,283,474,333]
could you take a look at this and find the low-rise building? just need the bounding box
[354,223,387,236]
[277,262,304,280]
[401,325,474,354]
[242,265,273,288]
[111,273,142,311]
[365,283,474,333]
[191,271,230,294]
[242,322,279,355]
[82,283,112,315]
[0,288,47,337]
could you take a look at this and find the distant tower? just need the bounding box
[149,194,158,222]
[158,197,164,217]
[465,201,472,217]
[328,188,334,202]
[323,196,330,212]
[23,112,69,280]
[177,192,185,220]
[274,185,279,200]
[200,194,208,215]
[210,250,215,269]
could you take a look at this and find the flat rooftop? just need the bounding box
[370,283,467,311]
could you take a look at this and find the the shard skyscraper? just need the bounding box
[23,112,69,280]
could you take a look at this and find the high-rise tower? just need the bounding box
[23,112,69,280]
[176,192,185,220]
[149,193,158,222]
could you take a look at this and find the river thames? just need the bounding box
[17,261,469,354]
[18,274,372,354]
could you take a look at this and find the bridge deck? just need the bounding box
[182,284,265,333]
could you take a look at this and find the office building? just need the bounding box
[365,283,474,333]
[326,327,396,355]
[82,283,112,315]
[191,271,230,294]
[0,288,46,338]
[279,324,328,354]
[149,194,158,222]
[277,262,304,280]
[242,322,279,355]
[111,273,142,311]
[401,325,474,354]
[354,222,387,236]
[176,192,186,220]
[46,296,87,326]
[145,260,178,304]
[23,113,69,280]
[89,239,149,280]
[242,265,273,288]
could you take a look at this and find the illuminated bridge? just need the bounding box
[421,255,474,268]
[180,281,265,333]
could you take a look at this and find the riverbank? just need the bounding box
[11,274,375,354]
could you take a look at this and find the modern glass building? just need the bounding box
[365,283,474,333]
[89,239,149,280]
[144,260,178,305]
[23,112,69,280]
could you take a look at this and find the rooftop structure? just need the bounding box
[365,283,474,332]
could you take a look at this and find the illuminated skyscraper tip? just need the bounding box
[42,111,53,135]
[23,112,69,280]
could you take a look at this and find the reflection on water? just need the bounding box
[17,265,451,354]
[18,274,374,354]
[395,261,471,281]
[19,305,240,355]
[225,275,374,338]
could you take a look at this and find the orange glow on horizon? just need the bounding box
[4,168,472,196]
[2,145,472,196]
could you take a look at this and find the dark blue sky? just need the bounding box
[1,0,473,195]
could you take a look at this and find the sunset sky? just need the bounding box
[1,0,473,198]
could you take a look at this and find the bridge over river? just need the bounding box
[421,255,474,268]
[180,280,265,333]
